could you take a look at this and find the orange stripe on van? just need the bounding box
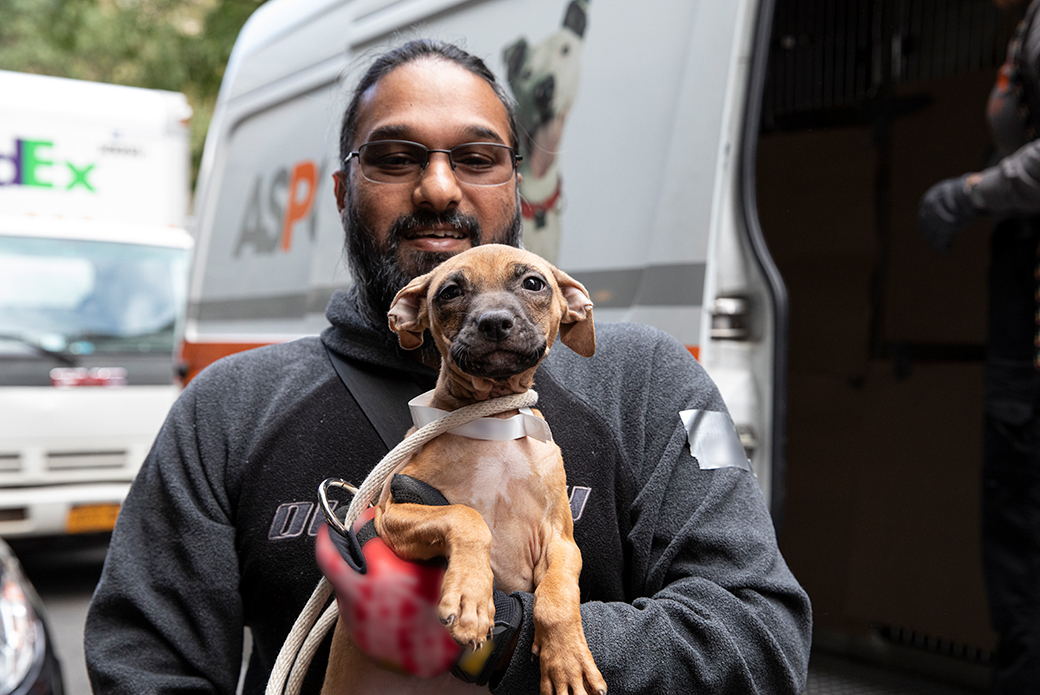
[178,340,272,386]
[180,341,701,385]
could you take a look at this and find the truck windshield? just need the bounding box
[0,236,189,357]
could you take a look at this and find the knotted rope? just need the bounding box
[266,389,539,695]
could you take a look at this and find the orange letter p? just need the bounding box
[281,160,318,251]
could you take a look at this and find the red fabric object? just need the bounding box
[314,508,462,677]
[520,177,562,219]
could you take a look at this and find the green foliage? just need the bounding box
[0,0,267,187]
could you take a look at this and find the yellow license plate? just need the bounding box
[65,503,121,534]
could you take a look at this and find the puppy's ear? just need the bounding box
[503,38,528,85]
[552,267,595,357]
[388,274,431,350]
[563,0,588,37]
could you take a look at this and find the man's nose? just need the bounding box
[413,151,462,211]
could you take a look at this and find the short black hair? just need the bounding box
[339,39,520,165]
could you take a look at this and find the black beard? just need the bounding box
[344,197,523,363]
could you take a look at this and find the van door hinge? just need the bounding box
[710,295,751,340]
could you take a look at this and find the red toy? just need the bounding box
[314,508,462,677]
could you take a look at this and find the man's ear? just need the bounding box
[333,170,348,213]
[552,267,595,357]
[388,274,432,350]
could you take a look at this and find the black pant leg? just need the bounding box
[983,218,1040,695]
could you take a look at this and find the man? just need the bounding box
[85,40,812,694]
[919,1,1040,691]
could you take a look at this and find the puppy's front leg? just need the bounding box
[377,502,496,649]
[532,526,607,695]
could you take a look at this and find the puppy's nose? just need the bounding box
[477,310,514,342]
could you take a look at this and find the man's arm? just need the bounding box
[85,373,245,695]
[972,138,1040,216]
[916,137,1040,252]
[938,9,1040,221]
[493,324,812,694]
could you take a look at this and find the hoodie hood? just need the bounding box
[321,287,439,380]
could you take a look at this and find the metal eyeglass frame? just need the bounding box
[343,139,522,186]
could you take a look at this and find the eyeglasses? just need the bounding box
[344,140,522,186]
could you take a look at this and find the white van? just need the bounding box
[183,0,784,513]
[0,71,193,538]
[184,0,1030,685]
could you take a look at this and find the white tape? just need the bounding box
[679,409,751,472]
[409,390,553,443]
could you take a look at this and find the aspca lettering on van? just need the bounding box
[235,158,329,256]
[0,137,97,191]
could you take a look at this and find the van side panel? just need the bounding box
[190,0,750,347]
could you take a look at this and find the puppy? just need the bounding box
[321,245,605,695]
[503,0,589,264]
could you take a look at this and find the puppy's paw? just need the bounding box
[439,560,496,650]
[532,625,607,695]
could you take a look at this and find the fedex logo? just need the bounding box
[236,158,328,256]
[0,138,96,191]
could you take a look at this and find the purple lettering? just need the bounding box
[0,139,22,186]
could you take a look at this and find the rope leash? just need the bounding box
[266,389,539,695]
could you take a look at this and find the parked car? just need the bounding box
[0,538,62,695]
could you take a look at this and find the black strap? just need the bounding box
[327,474,451,574]
[390,473,450,506]
[323,344,426,450]
[328,517,378,573]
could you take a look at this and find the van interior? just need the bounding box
[757,0,1024,682]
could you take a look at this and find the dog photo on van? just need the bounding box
[503,0,588,265]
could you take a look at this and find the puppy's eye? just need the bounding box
[522,276,545,292]
[561,44,570,56]
[438,285,462,301]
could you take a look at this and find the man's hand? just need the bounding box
[316,474,524,683]
[918,174,981,252]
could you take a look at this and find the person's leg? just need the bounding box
[983,218,1040,695]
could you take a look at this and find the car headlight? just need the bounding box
[0,545,44,695]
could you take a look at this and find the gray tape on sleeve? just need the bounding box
[679,409,752,472]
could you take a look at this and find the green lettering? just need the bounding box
[67,162,96,192]
[22,140,53,188]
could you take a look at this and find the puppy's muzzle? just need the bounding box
[450,308,545,379]
[534,75,555,120]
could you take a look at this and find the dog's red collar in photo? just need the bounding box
[520,178,562,220]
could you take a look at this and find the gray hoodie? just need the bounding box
[85,289,812,694]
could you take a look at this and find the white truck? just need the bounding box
[0,71,193,538]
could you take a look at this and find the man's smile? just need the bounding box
[402,224,467,240]
[396,217,478,254]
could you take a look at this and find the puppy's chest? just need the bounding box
[405,435,562,589]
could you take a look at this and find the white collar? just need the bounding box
[408,390,553,443]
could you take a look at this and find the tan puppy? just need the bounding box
[321,244,606,695]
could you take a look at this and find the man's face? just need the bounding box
[335,58,522,324]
